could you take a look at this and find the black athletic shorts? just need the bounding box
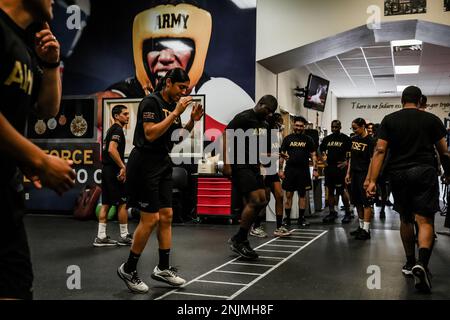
[350,170,371,207]
[126,148,173,213]
[232,166,265,195]
[0,183,33,300]
[282,166,311,197]
[101,165,126,206]
[264,173,280,189]
[389,165,439,222]
[324,165,346,189]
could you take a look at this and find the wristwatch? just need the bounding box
[40,60,60,69]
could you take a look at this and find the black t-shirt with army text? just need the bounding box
[132,92,182,155]
[280,133,316,169]
[225,109,269,169]
[350,135,375,173]
[319,132,352,166]
[377,108,447,171]
[102,123,125,168]
[0,9,42,183]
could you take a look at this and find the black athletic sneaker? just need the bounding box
[297,217,310,227]
[412,263,432,293]
[379,210,386,220]
[402,263,414,277]
[341,214,352,224]
[355,229,371,240]
[228,238,258,260]
[283,217,291,227]
[322,211,338,223]
[350,227,363,236]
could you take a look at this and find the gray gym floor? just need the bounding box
[25,207,450,300]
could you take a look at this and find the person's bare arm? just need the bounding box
[435,137,450,179]
[0,113,75,194]
[108,141,126,182]
[311,151,319,178]
[366,139,388,197]
[144,97,192,142]
[35,24,61,118]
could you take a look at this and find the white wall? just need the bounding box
[256,64,338,133]
[337,95,450,135]
[257,0,450,61]
[255,62,277,101]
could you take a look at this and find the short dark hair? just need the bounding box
[294,116,307,125]
[154,67,190,92]
[401,86,422,105]
[352,118,366,127]
[331,120,341,127]
[112,105,127,118]
[257,95,278,112]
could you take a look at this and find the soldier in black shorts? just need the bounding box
[94,105,132,247]
[279,116,318,227]
[0,1,76,299]
[346,118,375,240]
[250,113,291,237]
[117,68,204,293]
[222,95,278,260]
[367,86,450,293]
[320,120,353,224]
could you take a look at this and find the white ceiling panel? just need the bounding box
[367,58,393,68]
[362,46,392,58]
[306,42,450,97]
[338,49,364,60]
[341,59,367,68]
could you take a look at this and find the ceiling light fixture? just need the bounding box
[395,65,420,74]
[391,40,423,47]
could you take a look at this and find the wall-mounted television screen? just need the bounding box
[304,74,330,112]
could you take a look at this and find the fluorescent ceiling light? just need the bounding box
[397,85,412,92]
[230,0,257,9]
[395,65,420,74]
[391,40,423,47]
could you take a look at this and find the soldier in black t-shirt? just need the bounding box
[222,95,278,260]
[0,2,76,300]
[320,120,353,224]
[250,113,292,238]
[279,116,318,227]
[93,105,132,247]
[345,118,375,240]
[367,86,450,293]
[117,68,204,293]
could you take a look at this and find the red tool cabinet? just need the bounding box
[196,176,232,217]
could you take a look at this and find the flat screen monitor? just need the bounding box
[304,74,330,112]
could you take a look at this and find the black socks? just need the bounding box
[158,248,171,271]
[124,251,141,273]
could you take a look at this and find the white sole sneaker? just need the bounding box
[412,264,431,293]
[117,263,149,294]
